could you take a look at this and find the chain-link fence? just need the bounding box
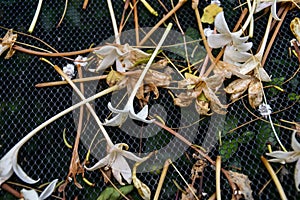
[0,0,300,199]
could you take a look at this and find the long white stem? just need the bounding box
[128,23,173,103]
[55,66,114,147]
[11,85,118,151]
[28,0,43,33]
[107,0,120,44]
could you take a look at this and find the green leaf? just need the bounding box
[97,185,134,200]
[237,131,255,144]
[288,93,300,101]
[220,140,239,160]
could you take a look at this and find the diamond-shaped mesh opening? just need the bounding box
[1,0,300,200]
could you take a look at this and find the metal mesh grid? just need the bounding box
[0,0,299,199]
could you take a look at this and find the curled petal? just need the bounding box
[256,67,271,82]
[85,155,110,171]
[231,32,248,45]
[223,46,252,64]
[39,179,58,200]
[108,102,129,113]
[129,105,155,124]
[122,151,144,163]
[235,42,253,52]
[214,12,230,34]
[104,113,128,126]
[12,149,39,184]
[266,151,298,163]
[292,131,300,151]
[0,153,14,185]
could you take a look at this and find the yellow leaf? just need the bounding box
[201,4,223,24]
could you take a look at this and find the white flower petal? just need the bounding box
[85,155,110,171]
[266,151,298,163]
[0,150,14,185]
[294,158,300,191]
[21,189,39,200]
[39,179,58,200]
[231,33,248,46]
[108,102,129,113]
[207,34,232,48]
[257,67,271,82]
[13,162,39,184]
[223,46,252,64]
[121,151,144,163]
[129,105,154,124]
[239,57,260,75]
[292,131,300,151]
[96,53,118,71]
[235,42,253,52]
[112,155,131,185]
[104,113,128,126]
[214,12,230,34]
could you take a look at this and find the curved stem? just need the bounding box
[28,0,43,33]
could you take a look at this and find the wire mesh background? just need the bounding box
[0,0,300,199]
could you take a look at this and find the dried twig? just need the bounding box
[138,0,187,45]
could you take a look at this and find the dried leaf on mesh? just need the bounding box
[228,170,254,200]
[174,91,196,107]
[0,29,17,59]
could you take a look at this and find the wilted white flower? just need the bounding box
[90,44,150,73]
[207,12,250,49]
[266,131,300,191]
[0,143,39,186]
[74,55,88,67]
[104,101,154,127]
[85,143,145,185]
[62,64,75,80]
[258,103,272,118]
[21,179,58,200]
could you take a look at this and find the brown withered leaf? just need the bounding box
[174,91,197,107]
[248,79,263,108]
[128,69,172,102]
[0,29,17,59]
[228,170,254,200]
